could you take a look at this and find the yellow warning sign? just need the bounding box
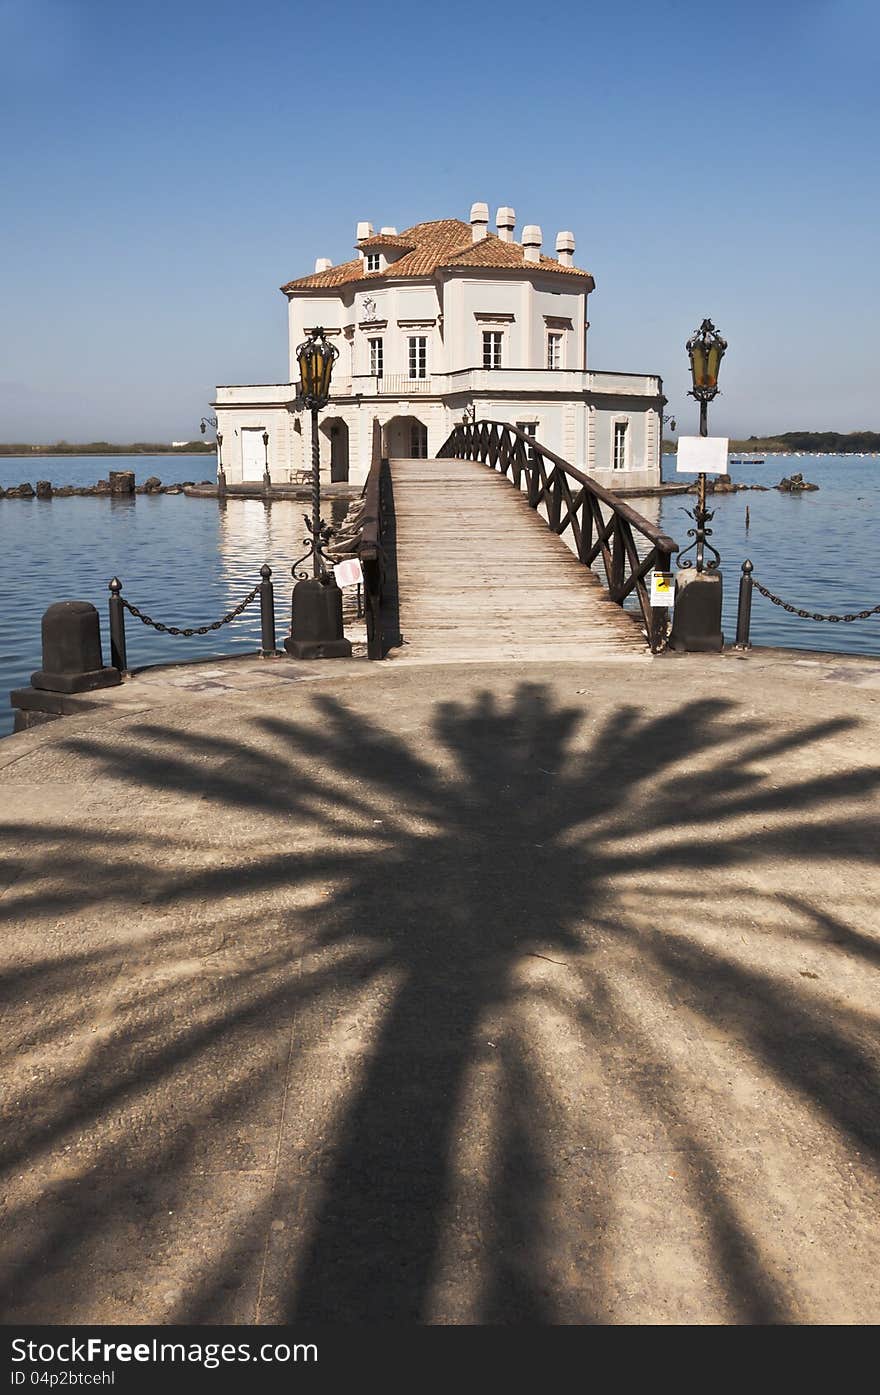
[650,571,675,606]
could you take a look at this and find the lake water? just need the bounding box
[1,452,878,738]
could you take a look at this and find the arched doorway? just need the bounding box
[320,417,350,482]
[382,416,429,459]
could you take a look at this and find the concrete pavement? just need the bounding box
[1,646,879,1323]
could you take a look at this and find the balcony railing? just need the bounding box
[376,374,433,395]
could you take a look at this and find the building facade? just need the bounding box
[213,204,664,490]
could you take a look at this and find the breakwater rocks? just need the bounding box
[0,472,215,500]
[688,475,769,494]
[686,471,819,495]
[776,471,819,492]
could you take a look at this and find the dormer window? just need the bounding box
[365,253,381,273]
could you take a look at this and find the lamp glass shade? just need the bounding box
[689,341,714,392]
[687,319,726,399]
[297,328,338,407]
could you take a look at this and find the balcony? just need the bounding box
[351,374,435,396]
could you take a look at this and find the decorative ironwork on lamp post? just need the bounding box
[293,327,340,578]
[283,327,351,660]
[679,318,727,572]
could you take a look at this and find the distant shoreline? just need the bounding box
[0,446,213,457]
[0,444,215,457]
[662,430,880,456]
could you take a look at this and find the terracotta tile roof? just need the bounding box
[281,218,592,292]
[441,236,591,282]
[356,233,416,251]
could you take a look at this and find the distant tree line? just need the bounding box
[663,430,880,455]
[738,431,880,453]
[0,440,215,456]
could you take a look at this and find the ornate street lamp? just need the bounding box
[284,327,351,659]
[262,429,271,495]
[686,319,727,438]
[199,416,226,494]
[295,327,339,577]
[680,318,728,572]
[669,318,729,654]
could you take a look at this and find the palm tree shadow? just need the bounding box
[2,678,878,1324]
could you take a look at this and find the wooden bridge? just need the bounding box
[358,420,679,663]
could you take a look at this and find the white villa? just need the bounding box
[213,203,664,490]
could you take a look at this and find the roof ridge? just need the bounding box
[280,216,591,292]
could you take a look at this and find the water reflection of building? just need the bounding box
[213,203,664,490]
[215,498,352,608]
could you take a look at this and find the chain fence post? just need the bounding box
[108,577,128,673]
[259,564,276,656]
[735,559,753,650]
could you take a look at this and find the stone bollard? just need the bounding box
[109,470,135,494]
[284,578,353,660]
[668,570,724,653]
[31,601,122,693]
[35,480,53,499]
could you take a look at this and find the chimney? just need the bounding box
[356,220,374,242]
[496,206,516,242]
[470,201,489,242]
[522,225,542,264]
[556,231,575,266]
[314,257,332,273]
[380,226,398,236]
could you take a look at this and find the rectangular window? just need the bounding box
[547,332,563,370]
[408,336,427,379]
[365,253,380,272]
[482,330,502,369]
[613,421,628,470]
[369,337,384,376]
[516,421,537,464]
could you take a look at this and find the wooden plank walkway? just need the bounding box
[387,457,648,662]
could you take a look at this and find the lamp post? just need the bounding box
[200,417,226,494]
[284,327,352,659]
[216,431,226,495]
[293,327,339,575]
[262,429,271,496]
[683,318,727,572]
[669,318,728,653]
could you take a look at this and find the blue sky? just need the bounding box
[1,0,877,441]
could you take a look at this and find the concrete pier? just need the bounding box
[1,646,878,1323]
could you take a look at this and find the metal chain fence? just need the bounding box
[120,583,262,637]
[751,578,880,625]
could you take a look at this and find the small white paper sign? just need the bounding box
[676,436,729,474]
[333,557,364,589]
[650,571,675,607]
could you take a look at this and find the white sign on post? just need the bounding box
[650,571,675,607]
[333,557,364,590]
[676,436,729,475]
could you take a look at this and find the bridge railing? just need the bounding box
[358,419,387,660]
[438,420,679,653]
